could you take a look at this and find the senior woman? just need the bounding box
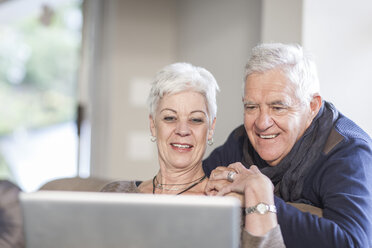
[102,62,285,247]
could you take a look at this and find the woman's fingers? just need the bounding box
[206,163,267,197]
[205,177,231,195]
[209,166,236,181]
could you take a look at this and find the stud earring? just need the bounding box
[150,136,157,142]
[207,138,214,146]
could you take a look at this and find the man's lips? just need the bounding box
[258,133,279,139]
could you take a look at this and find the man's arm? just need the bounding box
[276,139,372,248]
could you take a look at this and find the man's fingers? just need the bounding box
[227,162,246,173]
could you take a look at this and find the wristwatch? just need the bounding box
[245,202,277,215]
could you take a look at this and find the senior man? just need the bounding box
[204,43,372,247]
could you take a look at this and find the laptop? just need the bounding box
[20,191,241,248]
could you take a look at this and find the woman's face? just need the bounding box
[150,90,215,170]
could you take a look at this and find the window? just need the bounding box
[0,0,83,191]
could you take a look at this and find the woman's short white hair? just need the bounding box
[244,43,320,104]
[147,62,220,125]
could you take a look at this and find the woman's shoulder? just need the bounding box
[101,180,141,193]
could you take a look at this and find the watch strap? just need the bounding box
[245,202,277,215]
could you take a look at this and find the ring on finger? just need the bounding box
[227,171,237,182]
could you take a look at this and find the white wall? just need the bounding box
[87,0,262,180]
[261,0,303,43]
[175,0,261,157]
[262,0,372,137]
[303,0,372,136]
[88,0,372,180]
[88,0,177,180]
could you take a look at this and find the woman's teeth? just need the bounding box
[172,144,191,148]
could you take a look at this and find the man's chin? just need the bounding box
[257,152,281,166]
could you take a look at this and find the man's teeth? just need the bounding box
[172,144,191,148]
[260,134,278,139]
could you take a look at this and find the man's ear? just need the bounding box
[149,115,156,137]
[208,117,216,140]
[310,94,322,118]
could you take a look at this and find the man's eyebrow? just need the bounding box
[243,101,257,105]
[269,101,289,106]
[242,101,290,107]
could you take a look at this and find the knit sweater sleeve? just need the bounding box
[0,180,24,248]
[241,225,285,248]
[100,181,140,193]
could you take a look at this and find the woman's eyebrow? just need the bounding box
[190,110,207,116]
[160,108,176,114]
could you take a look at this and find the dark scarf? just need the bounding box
[242,101,339,202]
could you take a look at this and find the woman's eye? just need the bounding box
[190,118,203,123]
[163,116,176,121]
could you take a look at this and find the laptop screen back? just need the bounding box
[20,191,241,248]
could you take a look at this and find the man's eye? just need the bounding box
[244,105,257,111]
[273,106,284,110]
[272,106,287,112]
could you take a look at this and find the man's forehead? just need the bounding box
[244,81,299,103]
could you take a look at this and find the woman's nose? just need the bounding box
[175,121,191,136]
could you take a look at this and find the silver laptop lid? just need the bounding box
[20,191,241,248]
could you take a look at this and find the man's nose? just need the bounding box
[255,110,274,131]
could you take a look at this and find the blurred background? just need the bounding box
[0,0,371,192]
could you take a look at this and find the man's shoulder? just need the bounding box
[216,124,248,152]
[334,114,372,145]
[321,115,372,159]
[229,124,247,142]
[202,124,246,175]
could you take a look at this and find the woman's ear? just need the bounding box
[208,117,216,140]
[149,115,156,137]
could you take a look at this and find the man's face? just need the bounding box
[243,68,314,166]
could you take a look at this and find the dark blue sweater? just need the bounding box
[203,113,372,247]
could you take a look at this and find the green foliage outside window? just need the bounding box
[0,1,81,136]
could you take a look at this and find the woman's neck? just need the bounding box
[152,164,207,195]
[156,166,205,185]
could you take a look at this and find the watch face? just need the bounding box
[256,203,268,214]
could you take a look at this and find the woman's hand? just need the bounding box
[205,165,245,204]
[206,163,278,236]
[206,163,274,204]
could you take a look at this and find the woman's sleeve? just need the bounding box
[0,180,24,248]
[241,225,285,248]
[100,181,140,193]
